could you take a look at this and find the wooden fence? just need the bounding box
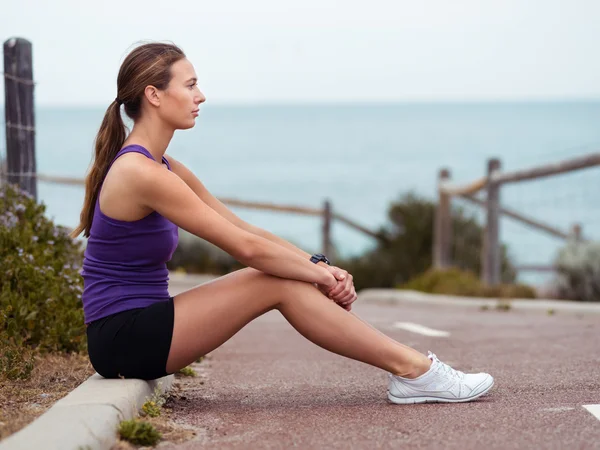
[434,153,600,285]
[1,37,386,263]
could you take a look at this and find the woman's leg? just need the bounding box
[166,268,431,377]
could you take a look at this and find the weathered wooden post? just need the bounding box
[322,199,333,261]
[571,223,582,242]
[3,37,36,199]
[433,168,452,268]
[482,158,501,285]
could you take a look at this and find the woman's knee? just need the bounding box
[243,268,318,306]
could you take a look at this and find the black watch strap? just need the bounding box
[310,253,330,265]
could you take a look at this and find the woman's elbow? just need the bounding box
[233,234,260,263]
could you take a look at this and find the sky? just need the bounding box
[2,0,600,106]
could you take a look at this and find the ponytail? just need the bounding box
[71,41,186,238]
[70,100,127,238]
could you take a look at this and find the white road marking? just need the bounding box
[583,404,600,421]
[541,407,575,412]
[392,322,450,337]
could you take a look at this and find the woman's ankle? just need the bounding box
[393,356,432,379]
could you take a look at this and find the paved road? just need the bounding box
[161,291,600,449]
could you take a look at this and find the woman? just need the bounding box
[72,42,494,405]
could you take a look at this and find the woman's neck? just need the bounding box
[124,117,174,161]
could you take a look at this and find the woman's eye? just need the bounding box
[188,83,196,89]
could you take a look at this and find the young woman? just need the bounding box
[72,42,494,404]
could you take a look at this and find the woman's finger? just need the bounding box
[340,289,358,305]
[328,277,351,298]
[338,291,355,304]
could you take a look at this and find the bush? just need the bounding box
[178,366,196,377]
[141,400,162,418]
[400,268,536,299]
[336,192,516,291]
[0,183,86,377]
[118,419,161,446]
[554,239,600,302]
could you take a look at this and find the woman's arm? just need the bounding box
[129,155,336,288]
[164,155,327,265]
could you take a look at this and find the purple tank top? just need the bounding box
[80,145,179,324]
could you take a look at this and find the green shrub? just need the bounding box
[0,183,86,364]
[554,239,600,302]
[118,419,161,446]
[483,282,537,299]
[141,385,168,418]
[402,267,483,296]
[141,400,162,418]
[178,366,196,377]
[400,268,536,298]
[336,192,516,291]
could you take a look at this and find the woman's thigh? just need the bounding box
[166,267,303,373]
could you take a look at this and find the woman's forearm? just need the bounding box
[241,234,335,287]
[246,223,329,266]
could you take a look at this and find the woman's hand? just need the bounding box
[317,266,358,311]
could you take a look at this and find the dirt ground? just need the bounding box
[0,352,95,440]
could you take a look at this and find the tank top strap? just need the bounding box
[113,144,153,164]
[106,144,171,172]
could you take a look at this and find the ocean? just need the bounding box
[3,102,600,285]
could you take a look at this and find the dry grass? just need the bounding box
[0,352,95,440]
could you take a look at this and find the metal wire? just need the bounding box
[2,72,36,86]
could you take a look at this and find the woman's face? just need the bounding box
[159,58,205,130]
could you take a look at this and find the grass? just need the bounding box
[0,352,95,440]
[118,419,161,446]
[141,385,169,418]
[177,366,196,377]
[112,361,207,449]
[141,400,162,418]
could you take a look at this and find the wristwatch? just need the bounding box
[310,253,331,265]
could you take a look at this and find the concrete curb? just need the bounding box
[0,373,174,450]
[359,289,600,315]
[0,272,209,450]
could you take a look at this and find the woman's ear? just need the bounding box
[144,85,161,107]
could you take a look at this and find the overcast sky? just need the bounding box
[2,0,600,106]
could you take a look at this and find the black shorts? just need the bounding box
[86,297,175,380]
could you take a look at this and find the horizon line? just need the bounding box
[6,97,600,109]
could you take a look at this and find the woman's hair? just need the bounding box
[70,42,186,238]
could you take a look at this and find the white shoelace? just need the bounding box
[428,351,465,380]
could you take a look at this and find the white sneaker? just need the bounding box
[387,351,494,404]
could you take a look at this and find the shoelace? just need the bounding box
[428,351,464,380]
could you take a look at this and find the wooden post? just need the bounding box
[571,223,582,242]
[433,168,452,269]
[482,158,501,285]
[322,199,333,261]
[3,37,36,200]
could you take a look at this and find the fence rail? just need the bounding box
[434,153,599,285]
[440,153,600,196]
[1,170,386,261]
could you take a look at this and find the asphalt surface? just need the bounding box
[161,296,600,450]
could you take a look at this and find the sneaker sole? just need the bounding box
[387,378,494,405]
